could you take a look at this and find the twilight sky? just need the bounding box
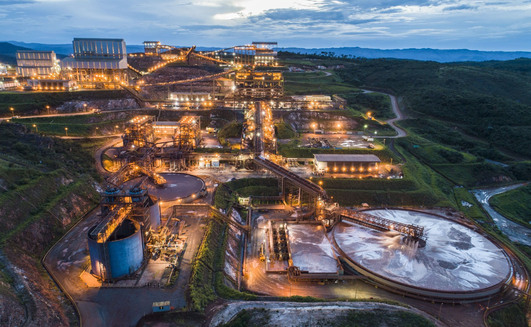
[1,0,530,50]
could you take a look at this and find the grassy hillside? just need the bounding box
[490,184,531,228]
[0,90,129,117]
[334,58,531,160]
[0,123,99,326]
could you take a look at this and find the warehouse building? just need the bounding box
[26,79,78,91]
[314,154,381,174]
[16,50,60,77]
[61,38,128,89]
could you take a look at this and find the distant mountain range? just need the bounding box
[2,41,531,63]
[277,47,531,63]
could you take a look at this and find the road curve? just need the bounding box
[362,90,407,139]
[385,94,407,138]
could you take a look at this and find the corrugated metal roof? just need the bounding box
[61,57,128,69]
[314,154,381,162]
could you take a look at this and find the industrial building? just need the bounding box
[144,41,162,55]
[313,154,381,174]
[233,42,277,66]
[120,115,202,171]
[16,50,60,77]
[0,77,20,90]
[168,92,212,103]
[0,63,8,75]
[61,38,128,89]
[88,183,161,281]
[26,79,78,91]
[234,70,283,99]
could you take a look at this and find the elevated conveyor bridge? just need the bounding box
[253,156,327,199]
[333,207,425,240]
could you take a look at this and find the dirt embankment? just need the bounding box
[0,175,98,326]
[57,98,139,112]
[285,111,358,131]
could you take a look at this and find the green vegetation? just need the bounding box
[188,216,257,312]
[490,184,531,228]
[0,90,129,116]
[0,123,99,325]
[283,71,359,95]
[274,121,296,139]
[218,121,243,146]
[0,123,100,248]
[189,219,225,311]
[278,143,398,162]
[335,58,531,160]
[487,301,529,327]
[343,92,394,120]
[136,311,205,327]
[10,113,128,137]
[214,178,278,210]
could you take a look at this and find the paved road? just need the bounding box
[1,110,97,121]
[385,94,407,138]
[362,91,407,139]
[472,183,531,246]
[43,205,208,327]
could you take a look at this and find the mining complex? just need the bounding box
[15,38,527,325]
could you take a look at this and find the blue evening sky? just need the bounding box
[1,0,530,50]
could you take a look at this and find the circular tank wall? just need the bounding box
[88,219,144,280]
[333,209,512,300]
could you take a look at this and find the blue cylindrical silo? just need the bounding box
[88,219,144,280]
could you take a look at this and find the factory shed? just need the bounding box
[314,154,380,174]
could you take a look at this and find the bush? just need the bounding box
[438,148,464,163]
[317,178,417,191]
[278,145,398,162]
[487,301,529,327]
[218,121,243,145]
[275,121,296,139]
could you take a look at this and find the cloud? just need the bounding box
[0,0,529,50]
[443,4,476,11]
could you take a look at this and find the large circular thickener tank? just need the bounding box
[333,209,512,301]
[88,219,144,280]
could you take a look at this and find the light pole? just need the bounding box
[83,103,87,112]
[9,107,14,117]
[45,105,50,115]
[32,124,38,132]
[65,127,68,136]
[311,122,317,133]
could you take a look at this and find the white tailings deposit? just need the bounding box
[287,224,339,274]
[224,210,243,283]
[209,301,441,327]
[333,209,511,293]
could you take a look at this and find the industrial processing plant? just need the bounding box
[3,35,528,327]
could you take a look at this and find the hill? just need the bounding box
[279,47,531,63]
[0,42,32,65]
[332,57,531,159]
[0,123,99,326]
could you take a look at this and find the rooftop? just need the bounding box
[314,154,381,163]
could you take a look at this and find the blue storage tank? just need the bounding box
[88,219,144,280]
